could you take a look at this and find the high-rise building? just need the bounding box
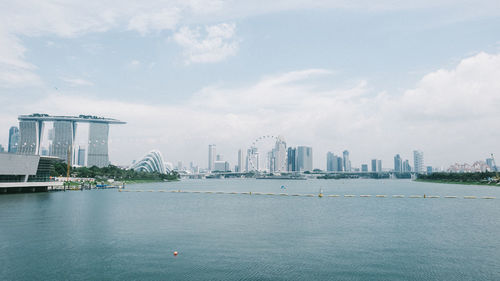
[486,158,496,171]
[87,123,109,167]
[78,147,86,166]
[50,121,75,163]
[413,150,424,174]
[8,126,19,153]
[297,146,313,172]
[214,160,230,172]
[287,147,296,172]
[394,154,402,172]
[271,136,287,172]
[18,120,42,155]
[0,144,4,152]
[403,159,412,172]
[343,150,351,172]
[371,159,382,172]
[326,152,342,172]
[426,166,433,174]
[361,164,368,172]
[236,149,244,172]
[208,144,216,171]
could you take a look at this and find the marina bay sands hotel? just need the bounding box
[17,114,125,167]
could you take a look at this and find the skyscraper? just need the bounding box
[236,149,244,172]
[87,122,109,167]
[403,159,412,172]
[272,136,287,172]
[326,152,335,171]
[326,152,342,172]
[343,150,351,172]
[208,144,216,171]
[297,146,313,172]
[50,121,75,163]
[371,159,382,172]
[361,164,368,172]
[394,154,402,172]
[413,150,424,174]
[287,147,296,172]
[8,126,19,153]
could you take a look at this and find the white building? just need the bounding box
[413,150,424,174]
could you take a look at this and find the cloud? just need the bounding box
[1,51,494,168]
[59,77,94,87]
[173,23,239,64]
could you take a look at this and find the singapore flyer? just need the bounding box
[247,135,287,173]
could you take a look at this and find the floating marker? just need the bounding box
[464,196,476,199]
[444,196,456,198]
[279,193,288,196]
[481,196,495,199]
[291,194,301,196]
[344,195,355,197]
[409,195,422,198]
[427,195,440,198]
[392,195,404,198]
[360,195,371,197]
[376,195,387,198]
[173,251,178,256]
[328,195,340,197]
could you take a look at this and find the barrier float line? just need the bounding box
[121,190,495,200]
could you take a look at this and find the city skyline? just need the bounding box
[1,1,500,168]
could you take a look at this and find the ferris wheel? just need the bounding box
[247,135,287,172]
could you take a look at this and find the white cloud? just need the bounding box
[59,77,94,87]
[173,23,239,64]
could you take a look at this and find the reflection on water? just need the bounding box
[1,179,499,280]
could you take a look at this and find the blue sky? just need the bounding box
[1,1,500,169]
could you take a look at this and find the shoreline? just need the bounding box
[415,179,499,186]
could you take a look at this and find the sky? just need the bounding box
[1,0,500,170]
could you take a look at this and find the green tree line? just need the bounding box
[417,172,498,182]
[51,162,179,181]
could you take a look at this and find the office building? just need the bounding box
[297,146,313,172]
[236,149,244,172]
[403,159,412,172]
[8,126,19,153]
[287,147,296,172]
[208,144,216,171]
[371,159,382,172]
[326,152,342,172]
[361,164,368,172]
[426,166,433,174]
[413,150,424,174]
[214,160,230,172]
[343,150,351,172]
[394,154,402,172]
[271,136,287,172]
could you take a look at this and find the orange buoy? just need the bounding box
[173,251,178,256]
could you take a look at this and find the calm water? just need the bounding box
[1,179,500,280]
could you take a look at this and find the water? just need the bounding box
[1,179,500,280]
